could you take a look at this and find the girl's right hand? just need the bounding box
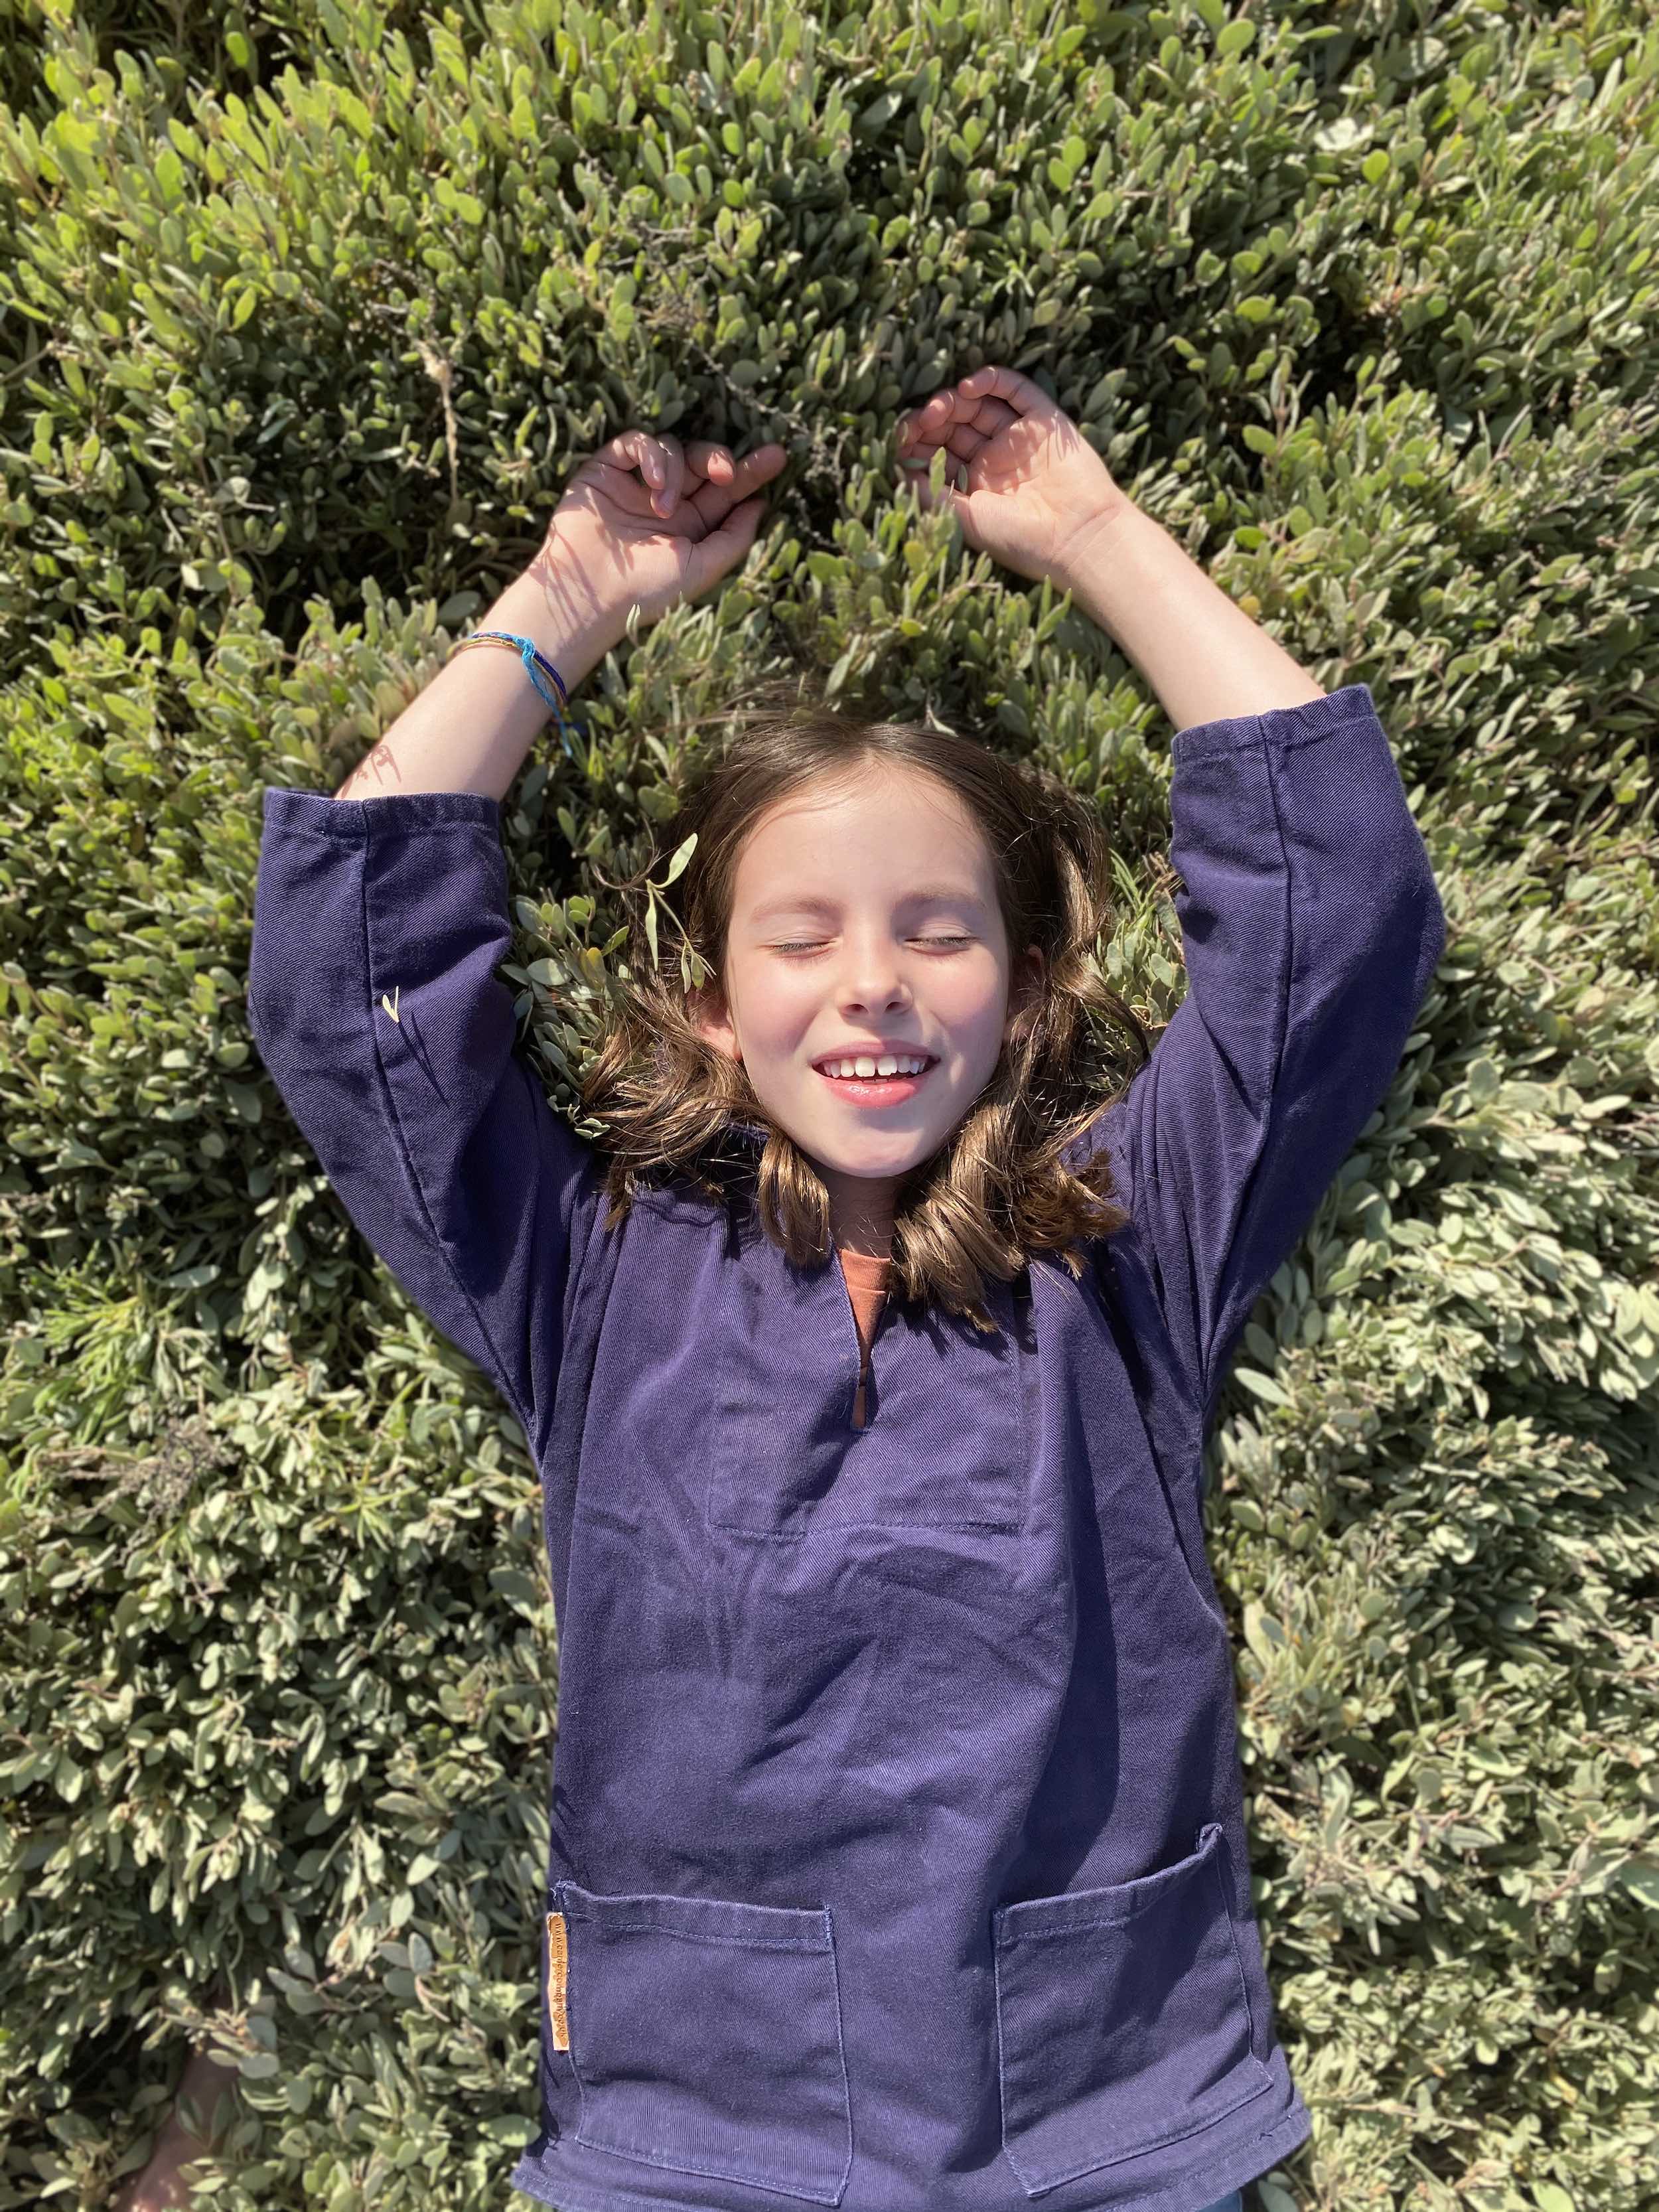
[895,366,1133,593]
[536,429,788,633]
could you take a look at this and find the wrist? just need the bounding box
[1053,498,1151,630]
[488,554,627,697]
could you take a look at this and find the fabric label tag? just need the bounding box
[545,1910,570,2049]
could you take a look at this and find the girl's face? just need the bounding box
[690,763,1044,1252]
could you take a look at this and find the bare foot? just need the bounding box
[109,2041,238,2212]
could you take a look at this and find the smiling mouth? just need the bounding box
[812,1053,939,1078]
[814,1061,938,1102]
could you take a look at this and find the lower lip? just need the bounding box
[815,1062,936,1106]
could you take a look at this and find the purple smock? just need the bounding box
[248,683,1446,2212]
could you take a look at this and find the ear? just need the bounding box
[1011,942,1046,1013]
[687,977,742,1063]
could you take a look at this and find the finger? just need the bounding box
[899,368,1036,444]
[593,428,666,482]
[899,388,1017,458]
[649,436,744,520]
[897,436,973,488]
[674,440,739,518]
[952,364,1059,422]
[944,410,1013,460]
[685,441,788,528]
[684,491,772,596]
[682,439,735,482]
[651,432,684,517]
[588,427,685,515]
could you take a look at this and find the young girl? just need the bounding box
[245,366,1445,2212]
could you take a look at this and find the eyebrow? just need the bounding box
[748,887,985,921]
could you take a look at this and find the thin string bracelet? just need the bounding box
[450,628,585,765]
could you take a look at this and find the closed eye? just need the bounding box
[773,936,976,955]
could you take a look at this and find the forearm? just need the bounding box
[332,553,625,803]
[1061,502,1327,734]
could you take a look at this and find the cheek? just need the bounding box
[735,961,821,1051]
[938,958,1008,1040]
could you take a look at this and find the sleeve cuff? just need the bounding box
[1170,682,1380,765]
[261,786,502,840]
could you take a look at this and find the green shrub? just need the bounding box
[1,2,1655,2209]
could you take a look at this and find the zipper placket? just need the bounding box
[831,1246,888,1432]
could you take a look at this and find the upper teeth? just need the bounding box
[820,1054,930,1078]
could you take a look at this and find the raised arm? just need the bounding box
[891,369,1445,1430]
[1058,498,1329,729]
[248,788,605,1453]
[330,560,622,804]
[332,429,784,803]
[1052,489,1444,1427]
[1066,680,1446,1434]
[894,362,1331,729]
[251,429,783,1443]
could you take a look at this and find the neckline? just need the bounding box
[725,1119,892,1270]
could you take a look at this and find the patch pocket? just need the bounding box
[991,1824,1275,2197]
[555,1879,853,2207]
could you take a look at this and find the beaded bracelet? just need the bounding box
[449,628,585,764]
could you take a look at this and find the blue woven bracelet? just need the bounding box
[451,628,585,765]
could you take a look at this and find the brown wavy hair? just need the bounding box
[577,682,1152,1332]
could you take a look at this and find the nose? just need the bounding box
[835,940,913,1015]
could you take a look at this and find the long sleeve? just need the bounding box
[246,787,605,1448]
[1074,684,1447,1432]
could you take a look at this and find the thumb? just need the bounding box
[684,494,769,597]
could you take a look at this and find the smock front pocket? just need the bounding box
[554,1879,853,2207]
[991,1823,1274,2197]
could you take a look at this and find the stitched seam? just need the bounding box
[358,824,540,1452]
[511,2178,855,2212]
[567,2126,844,2207]
[1171,688,1378,765]
[1196,727,1294,1421]
[823,1903,855,2199]
[1007,2067,1276,2193]
[995,1826,1219,1941]
[1177,715,1373,765]
[513,2106,1309,2212]
[1057,2097,1312,2212]
[1208,1824,1265,2059]
[271,817,503,851]
[557,1918,830,1953]
[510,2101,1311,2212]
[993,1825,1277,2190]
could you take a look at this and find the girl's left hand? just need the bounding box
[537,430,788,634]
[895,366,1133,592]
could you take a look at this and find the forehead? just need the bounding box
[733,765,990,901]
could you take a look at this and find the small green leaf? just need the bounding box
[1234,1368,1290,1406]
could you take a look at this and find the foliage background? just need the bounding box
[1,0,1656,2207]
